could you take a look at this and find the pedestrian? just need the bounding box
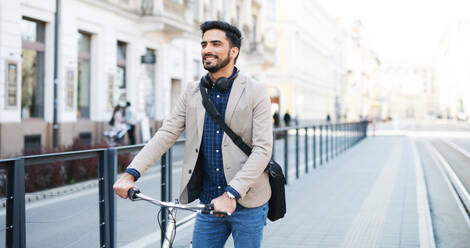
[273,111,280,128]
[326,113,331,123]
[113,20,273,248]
[106,105,127,145]
[110,105,126,131]
[283,110,291,126]
[125,101,137,145]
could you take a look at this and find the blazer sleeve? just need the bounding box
[127,84,191,175]
[228,82,273,198]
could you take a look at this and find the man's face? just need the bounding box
[201,29,237,73]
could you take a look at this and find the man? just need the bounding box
[273,111,280,128]
[113,21,273,248]
[283,110,291,127]
[125,101,137,145]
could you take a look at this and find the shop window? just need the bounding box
[78,31,92,118]
[21,18,45,119]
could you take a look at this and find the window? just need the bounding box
[24,134,41,152]
[6,62,18,108]
[78,31,91,118]
[236,6,240,27]
[66,70,74,108]
[252,15,257,43]
[144,48,156,119]
[193,59,201,81]
[21,18,45,119]
[107,74,114,110]
[223,0,228,21]
[117,41,127,89]
[79,132,92,145]
[193,0,199,20]
[266,0,277,20]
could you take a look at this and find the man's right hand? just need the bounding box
[113,173,136,199]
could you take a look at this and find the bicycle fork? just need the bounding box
[162,207,177,248]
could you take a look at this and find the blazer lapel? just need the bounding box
[222,74,246,143]
[196,88,205,143]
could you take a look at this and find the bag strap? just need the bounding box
[199,83,252,157]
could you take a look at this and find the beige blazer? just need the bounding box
[128,72,273,208]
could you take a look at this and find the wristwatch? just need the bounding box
[226,191,236,199]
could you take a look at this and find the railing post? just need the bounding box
[295,128,299,179]
[342,123,346,153]
[364,121,368,139]
[319,126,323,165]
[98,151,107,248]
[168,147,173,202]
[6,159,26,248]
[349,123,352,148]
[313,126,316,169]
[284,130,289,184]
[304,127,308,174]
[325,125,329,163]
[161,152,168,246]
[335,124,338,157]
[331,124,334,160]
[106,149,117,248]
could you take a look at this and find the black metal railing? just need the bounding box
[0,121,367,247]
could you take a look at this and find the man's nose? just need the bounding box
[202,44,213,54]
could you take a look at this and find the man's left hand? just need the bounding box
[211,192,236,217]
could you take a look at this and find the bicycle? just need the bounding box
[103,126,129,146]
[127,188,230,248]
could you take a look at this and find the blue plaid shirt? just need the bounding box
[199,71,241,204]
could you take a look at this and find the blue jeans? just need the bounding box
[192,202,269,248]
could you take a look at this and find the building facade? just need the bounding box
[436,21,470,120]
[380,66,437,120]
[0,0,265,158]
[261,0,340,123]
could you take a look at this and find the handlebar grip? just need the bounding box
[204,204,214,211]
[128,188,140,201]
[212,211,229,216]
[200,209,229,216]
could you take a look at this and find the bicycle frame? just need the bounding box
[128,188,229,248]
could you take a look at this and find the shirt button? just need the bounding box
[216,149,219,153]
[216,168,220,171]
[217,95,220,98]
[218,186,221,189]
[216,130,220,134]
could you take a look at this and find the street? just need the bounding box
[0,120,469,247]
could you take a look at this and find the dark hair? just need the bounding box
[200,21,242,62]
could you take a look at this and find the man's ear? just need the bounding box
[231,46,239,59]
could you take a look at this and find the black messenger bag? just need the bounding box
[199,83,286,222]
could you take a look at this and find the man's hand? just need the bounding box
[211,192,236,217]
[113,173,136,199]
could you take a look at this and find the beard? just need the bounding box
[203,50,231,73]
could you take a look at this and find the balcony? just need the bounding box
[243,33,277,67]
[98,0,195,36]
[140,0,195,36]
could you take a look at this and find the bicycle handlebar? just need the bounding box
[127,188,230,216]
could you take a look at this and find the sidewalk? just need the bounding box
[260,135,431,248]
[155,135,433,248]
